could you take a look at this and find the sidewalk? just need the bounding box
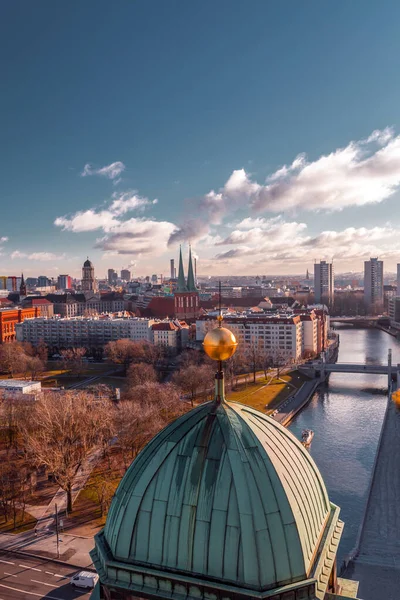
[0,529,95,568]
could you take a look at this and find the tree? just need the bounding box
[172,364,214,406]
[91,472,115,517]
[244,343,263,383]
[126,362,157,389]
[20,391,111,512]
[0,343,27,378]
[35,340,48,363]
[105,339,162,373]
[115,382,185,470]
[0,460,28,528]
[24,356,44,380]
[60,348,86,376]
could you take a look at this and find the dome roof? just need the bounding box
[83,258,93,267]
[104,400,331,591]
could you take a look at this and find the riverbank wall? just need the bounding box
[272,377,322,427]
[272,336,339,427]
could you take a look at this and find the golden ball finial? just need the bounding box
[203,327,238,361]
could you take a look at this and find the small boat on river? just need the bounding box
[301,429,314,446]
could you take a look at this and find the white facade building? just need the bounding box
[0,379,42,401]
[196,316,304,361]
[300,314,318,356]
[16,317,154,348]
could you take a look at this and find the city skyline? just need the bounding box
[3,2,400,276]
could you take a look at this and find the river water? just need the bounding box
[289,327,400,562]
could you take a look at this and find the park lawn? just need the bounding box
[226,371,308,413]
[0,510,37,534]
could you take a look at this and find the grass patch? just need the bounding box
[227,371,308,413]
[0,510,37,534]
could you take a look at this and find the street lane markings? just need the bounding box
[54,573,69,579]
[19,564,42,571]
[45,570,55,575]
[31,579,58,587]
[3,572,17,578]
[0,559,14,565]
[0,582,65,599]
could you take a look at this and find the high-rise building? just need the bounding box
[82,258,96,292]
[108,269,116,285]
[170,259,175,280]
[364,257,383,310]
[37,275,50,288]
[151,274,158,284]
[314,261,334,304]
[121,269,131,282]
[397,263,400,294]
[57,274,72,290]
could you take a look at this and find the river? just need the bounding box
[289,327,400,563]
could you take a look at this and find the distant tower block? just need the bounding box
[170,259,175,280]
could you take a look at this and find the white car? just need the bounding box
[70,571,99,589]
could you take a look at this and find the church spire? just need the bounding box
[186,246,196,292]
[20,273,26,297]
[176,246,187,292]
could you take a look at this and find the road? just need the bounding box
[0,551,93,599]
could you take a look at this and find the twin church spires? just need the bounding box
[177,245,196,292]
[174,246,199,320]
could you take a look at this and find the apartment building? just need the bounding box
[196,315,304,361]
[16,316,154,349]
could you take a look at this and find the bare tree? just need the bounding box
[125,362,157,389]
[0,343,27,378]
[24,356,45,380]
[0,460,28,529]
[60,348,86,376]
[35,340,48,363]
[172,364,214,406]
[244,343,263,383]
[20,391,111,512]
[105,339,162,373]
[91,472,115,517]
[115,382,185,470]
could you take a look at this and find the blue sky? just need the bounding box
[2,1,400,278]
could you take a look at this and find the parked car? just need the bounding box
[70,571,99,589]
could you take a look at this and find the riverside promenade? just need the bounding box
[272,377,321,426]
[343,394,400,599]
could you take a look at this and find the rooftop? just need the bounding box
[0,379,41,389]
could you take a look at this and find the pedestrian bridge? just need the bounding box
[309,362,393,375]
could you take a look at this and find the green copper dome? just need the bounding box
[103,400,331,591]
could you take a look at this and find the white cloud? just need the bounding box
[55,190,175,257]
[213,220,400,265]
[0,237,8,243]
[55,210,120,233]
[55,190,159,233]
[170,127,400,244]
[109,191,157,216]
[11,251,66,261]
[81,161,125,180]
[95,218,176,256]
